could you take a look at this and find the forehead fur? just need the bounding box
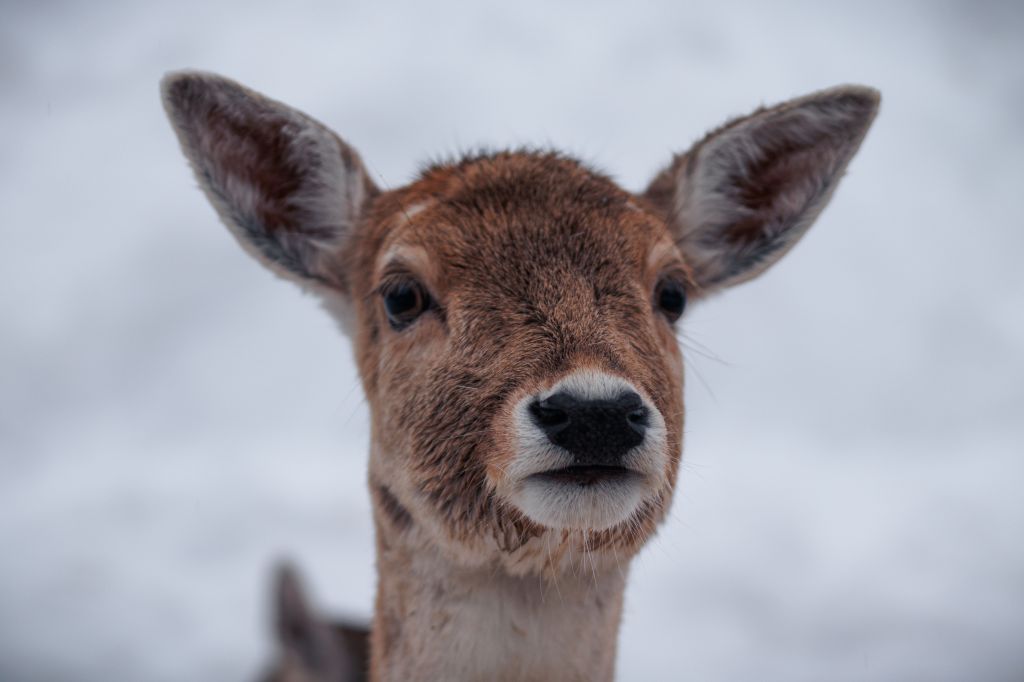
[361,150,677,292]
[414,149,621,202]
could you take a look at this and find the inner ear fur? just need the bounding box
[644,85,880,292]
[161,71,378,292]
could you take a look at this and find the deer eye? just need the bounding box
[654,277,687,323]
[382,280,431,330]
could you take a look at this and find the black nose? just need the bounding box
[529,391,648,466]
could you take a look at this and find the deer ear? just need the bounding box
[161,71,377,293]
[644,85,879,292]
[274,562,316,645]
[272,562,344,675]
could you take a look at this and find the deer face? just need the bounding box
[162,73,877,573]
[349,154,687,562]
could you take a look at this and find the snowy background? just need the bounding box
[2,1,1022,680]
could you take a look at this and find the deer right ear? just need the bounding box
[161,71,377,294]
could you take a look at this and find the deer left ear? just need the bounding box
[644,85,880,293]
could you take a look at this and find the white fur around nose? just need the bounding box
[540,370,636,403]
[502,370,669,531]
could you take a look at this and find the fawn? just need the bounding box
[162,72,878,681]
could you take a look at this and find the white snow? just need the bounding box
[1,1,1022,680]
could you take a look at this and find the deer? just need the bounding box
[161,71,878,682]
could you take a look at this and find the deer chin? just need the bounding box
[508,466,655,531]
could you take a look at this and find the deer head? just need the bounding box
[162,71,877,576]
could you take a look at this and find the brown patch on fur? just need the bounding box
[490,499,544,553]
[373,484,413,533]
[204,111,302,233]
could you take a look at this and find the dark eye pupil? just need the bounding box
[385,286,418,315]
[657,280,686,322]
[384,282,428,329]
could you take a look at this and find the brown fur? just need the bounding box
[161,72,879,681]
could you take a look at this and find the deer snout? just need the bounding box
[498,371,669,531]
[528,391,648,467]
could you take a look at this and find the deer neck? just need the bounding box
[368,508,628,682]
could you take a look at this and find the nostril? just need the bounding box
[626,406,649,430]
[615,391,648,430]
[529,398,570,433]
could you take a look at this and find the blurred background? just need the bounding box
[2,1,1022,680]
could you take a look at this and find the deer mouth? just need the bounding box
[512,463,652,531]
[529,464,642,487]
